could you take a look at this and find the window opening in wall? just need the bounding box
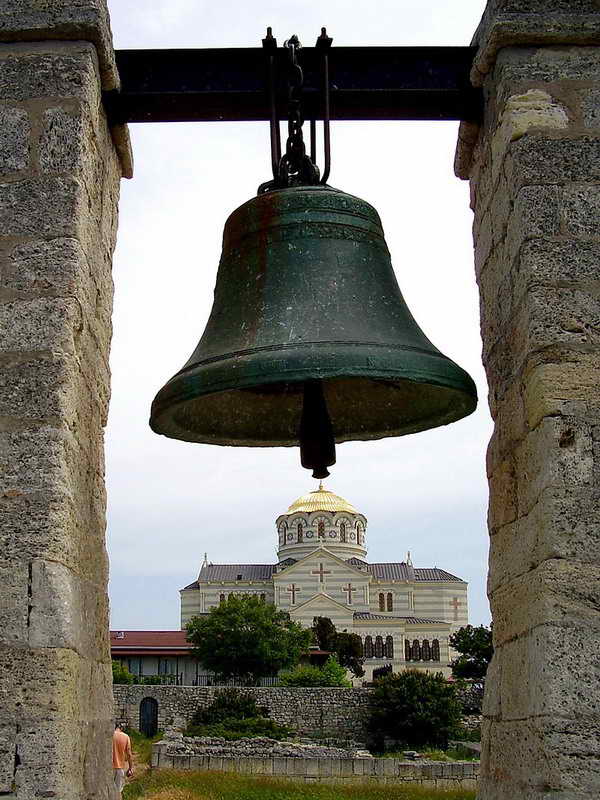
[385,635,394,658]
[412,639,421,660]
[375,635,384,658]
[422,639,431,661]
[219,593,225,603]
[386,592,393,611]
[318,520,325,538]
[405,639,412,661]
[340,522,346,541]
[297,523,302,541]
[432,639,440,662]
[260,593,266,602]
[378,592,385,611]
[364,635,373,658]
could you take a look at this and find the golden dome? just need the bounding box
[285,484,359,515]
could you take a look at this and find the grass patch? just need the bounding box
[123,769,477,800]
[125,729,163,765]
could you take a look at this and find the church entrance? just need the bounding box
[139,697,158,737]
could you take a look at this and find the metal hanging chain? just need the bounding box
[259,28,332,192]
[277,35,320,187]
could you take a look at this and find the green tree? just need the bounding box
[312,616,337,651]
[449,624,493,679]
[312,617,365,678]
[112,660,134,685]
[186,594,312,684]
[280,655,352,687]
[368,670,462,750]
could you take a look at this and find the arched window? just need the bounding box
[219,593,225,604]
[385,636,394,659]
[318,521,325,538]
[378,593,385,611]
[412,639,421,660]
[260,593,266,602]
[422,639,431,661]
[340,522,346,542]
[432,639,440,662]
[364,636,373,658]
[375,635,384,658]
[357,524,362,545]
[386,592,393,611]
[297,523,303,541]
[405,639,412,662]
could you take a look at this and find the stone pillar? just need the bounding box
[0,3,130,798]
[456,3,600,798]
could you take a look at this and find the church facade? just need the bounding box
[180,485,468,680]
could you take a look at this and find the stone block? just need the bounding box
[0,722,16,792]
[0,353,106,427]
[0,106,29,173]
[490,559,600,645]
[494,45,600,91]
[524,356,600,429]
[39,106,91,174]
[305,758,318,777]
[488,457,518,531]
[518,237,600,292]
[0,176,82,237]
[504,184,560,262]
[562,183,600,237]
[28,559,109,659]
[318,757,332,776]
[0,559,28,646]
[506,135,600,191]
[497,624,600,719]
[0,2,118,90]
[0,485,109,585]
[272,756,286,775]
[480,716,600,797]
[514,416,593,515]
[580,87,600,128]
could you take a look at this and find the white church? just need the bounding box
[179,484,468,681]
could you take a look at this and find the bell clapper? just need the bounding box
[299,380,336,479]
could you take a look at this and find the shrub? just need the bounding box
[368,670,462,750]
[280,655,351,687]
[184,688,289,740]
[112,660,134,685]
[185,717,289,740]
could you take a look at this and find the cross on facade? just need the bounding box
[286,583,301,604]
[451,596,461,620]
[311,562,331,583]
[343,582,356,605]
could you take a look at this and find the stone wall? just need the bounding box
[151,741,479,789]
[456,2,600,798]
[113,685,373,739]
[0,3,128,798]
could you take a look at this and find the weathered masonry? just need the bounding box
[2,1,600,799]
[455,3,600,799]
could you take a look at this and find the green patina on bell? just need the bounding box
[150,184,477,472]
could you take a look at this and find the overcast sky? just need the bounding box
[105,0,492,631]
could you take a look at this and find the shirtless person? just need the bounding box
[112,724,133,795]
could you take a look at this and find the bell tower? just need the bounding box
[276,484,367,562]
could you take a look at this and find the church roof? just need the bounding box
[196,563,274,583]
[347,560,464,583]
[284,484,359,515]
[353,612,448,624]
[183,560,464,590]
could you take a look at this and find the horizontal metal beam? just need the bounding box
[104,46,482,125]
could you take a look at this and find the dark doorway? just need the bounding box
[139,697,158,737]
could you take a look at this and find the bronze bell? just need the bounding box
[150,184,477,477]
